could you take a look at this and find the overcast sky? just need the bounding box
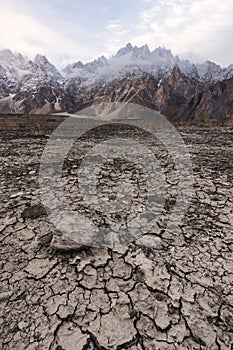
[0,0,232,67]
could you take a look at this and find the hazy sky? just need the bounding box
[0,0,232,67]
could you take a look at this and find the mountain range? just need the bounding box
[0,44,232,121]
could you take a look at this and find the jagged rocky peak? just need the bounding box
[30,54,63,81]
[97,55,108,65]
[130,44,151,60]
[0,49,15,60]
[0,49,22,63]
[115,43,151,60]
[0,44,232,118]
[33,53,58,72]
[115,43,174,62]
[84,56,108,73]
[62,61,84,77]
[152,46,174,59]
[33,53,50,65]
[116,43,134,57]
[0,49,27,69]
[195,60,223,81]
[66,61,84,70]
[138,44,150,58]
[61,43,233,85]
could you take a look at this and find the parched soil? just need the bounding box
[0,116,232,350]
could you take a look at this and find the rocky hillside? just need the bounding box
[0,45,232,121]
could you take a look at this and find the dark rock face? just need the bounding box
[196,76,233,119]
[73,67,232,122]
[13,84,72,115]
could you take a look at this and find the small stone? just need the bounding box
[50,235,85,252]
[136,234,163,249]
[22,204,47,219]
[37,233,53,245]
[18,321,28,330]
[10,192,24,199]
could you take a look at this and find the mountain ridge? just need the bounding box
[0,44,232,121]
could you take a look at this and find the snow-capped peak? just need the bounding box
[0,49,27,68]
[0,49,15,61]
[61,43,233,88]
[116,43,134,57]
[29,54,63,82]
[34,54,50,65]
[115,43,151,61]
[0,44,232,98]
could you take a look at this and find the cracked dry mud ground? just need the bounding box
[0,117,232,350]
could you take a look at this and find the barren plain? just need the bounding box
[0,116,232,349]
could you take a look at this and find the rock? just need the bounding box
[18,321,28,330]
[22,204,47,219]
[37,233,53,245]
[10,192,24,199]
[136,234,163,249]
[50,235,85,252]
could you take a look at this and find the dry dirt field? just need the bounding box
[0,116,232,350]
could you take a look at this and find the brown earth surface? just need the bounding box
[0,116,232,349]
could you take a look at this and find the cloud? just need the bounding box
[105,0,233,66]
[0,0,110,66]
[0,0,232,67]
